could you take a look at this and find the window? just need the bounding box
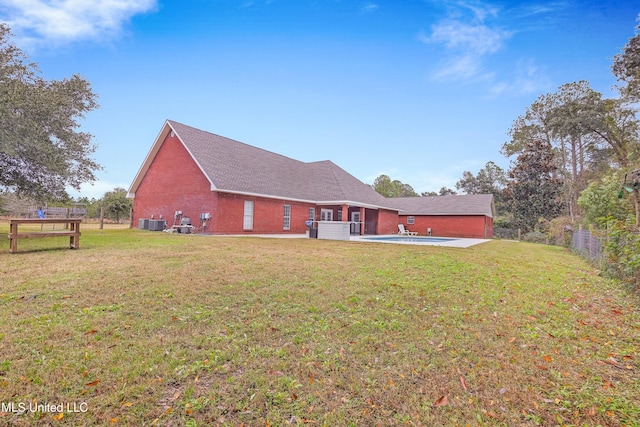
[320,209,333,221]
[309,208,315,220]
[283,205,291,230]
[337,209,342,221]
[243,201,254,230]
[407,216,415,225]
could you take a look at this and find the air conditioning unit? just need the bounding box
[148,219,166,231]
[138,218,150,230]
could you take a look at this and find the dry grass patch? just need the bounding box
[0,227,639,426]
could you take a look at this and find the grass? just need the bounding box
[0,225,639,426]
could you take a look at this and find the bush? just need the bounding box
[603,219,640,291]
[546,216,574,247]
[522,230,548,244]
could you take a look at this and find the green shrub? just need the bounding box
[603,219,640,290]
[522,230,547,244]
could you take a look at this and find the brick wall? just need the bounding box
[377,209,400,235]
[215,193,316,234]
[399,215,493,238]
[132,132,218,232]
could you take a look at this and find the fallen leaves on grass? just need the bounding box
[434,395,449,407]
[460,376,468,392]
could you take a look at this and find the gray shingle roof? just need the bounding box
[388,194,495,217]
[166,120,394,209]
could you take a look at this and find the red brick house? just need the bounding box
[128,120,400,235]
[128,120,495,238]
[389,194,495,238]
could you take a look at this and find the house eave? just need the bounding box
[215,189,317,204]
[214,190,398,211]
[315,200,399,211]
[399,211,493,217]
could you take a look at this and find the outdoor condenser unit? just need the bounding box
[138,218,150,230]
[148,219,166,231]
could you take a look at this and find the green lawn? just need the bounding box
[1,227,639,426]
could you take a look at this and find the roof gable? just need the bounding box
[129,120,395,210]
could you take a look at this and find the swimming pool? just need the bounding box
[352,235,490,248]
[360,236,456,243]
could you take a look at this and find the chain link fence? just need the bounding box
[571,229,604,263]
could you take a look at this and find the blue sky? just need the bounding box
[1,0,638,199]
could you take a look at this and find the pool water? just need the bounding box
[361,236,456,243]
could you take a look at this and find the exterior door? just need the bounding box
[320,209,333,222]
[350,211,361,235]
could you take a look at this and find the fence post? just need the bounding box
[100,207,104,230]
[518,228,521,241]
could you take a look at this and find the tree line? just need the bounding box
[373,17,640,242]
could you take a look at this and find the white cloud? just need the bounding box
[0,0,157,46]
[420,19,511,82]
[362,3,379,13]
[426,20,507,55]
[489,59,551,97]
[455,0,499,22]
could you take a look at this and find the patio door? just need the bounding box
[320,209,333,221]
[350,211,361,235]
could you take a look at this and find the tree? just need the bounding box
[0,24,100,200]
[591,98,640,170]
[438,187,456,196]
[75,195,101,218]
[100,188,131,223]
[613,19,640,102]
[456,161,507,213]
[505,139,564,232]
[578,171,634,228]
[501,81,639,222]
[371,174,418,197]
[618,168,640,228]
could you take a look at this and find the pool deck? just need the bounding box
[228,234,491,248]
[350,235,491,248]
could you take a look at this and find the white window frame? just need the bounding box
[407,216,415,225]
[320,208,333,221]
[309,207,315,220]
[243,200,254,230]
[283,204,291,230]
